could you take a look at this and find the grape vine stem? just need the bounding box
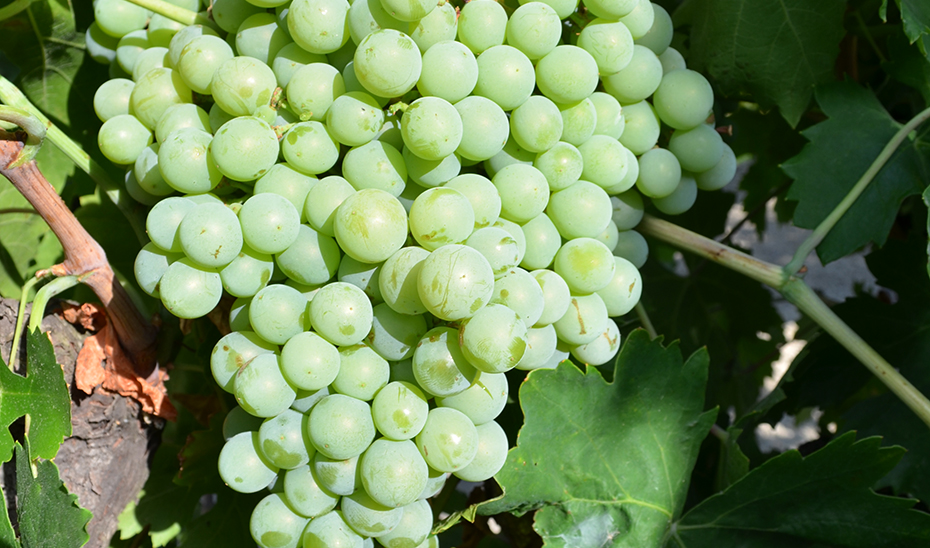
[784,104,930,276]
[0,136,158,378]
[638,214,930,430]
[122,0,220,31]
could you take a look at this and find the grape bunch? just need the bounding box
[86,0,737,546]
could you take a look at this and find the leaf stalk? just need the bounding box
[121,0,219,31]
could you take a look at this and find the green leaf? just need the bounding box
[481,330,715,547]
[884,29,930,105]
[15,441,92,548]
[675,0,846,127]
[882,0,930,60]
[925,185,930,279]
[0,471,18,547]
[672,433,930,547]
[0,328,71,463]
[783,81,930,264]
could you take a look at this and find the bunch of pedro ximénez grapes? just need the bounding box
[86,0,737,545]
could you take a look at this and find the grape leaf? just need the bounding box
[783,81,930,264]
[882,0,930,60]
[884,30,930,104]
[15,441,93,548]
[672,433,930,547]
[0,328,71,463]
[675,0,846,127]
[480,330,715,547]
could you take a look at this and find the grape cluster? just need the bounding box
[87,0,736,546]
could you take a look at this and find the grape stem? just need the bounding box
[784,104,930,276]
[634,302,658,339]
[0,76,149,245]
[638,214,930,430]
[122,0,220,31]
[0,136,159,379]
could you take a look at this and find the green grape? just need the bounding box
[618,0,656,39]
[281,331,341,391]
[348,0,405,45]
[333,189,409,263]
[158,128,222,193]
[147,15,184,49]
[219,431,279,493]
[453,420,508,482]
[341,141,406,195]
[309,282,373,346]
[578,136,632,191]
[408,1,457,52]
[611,190,645,230]
[208,103,235,133]
[343,61,391,107]
[380,0,435,22]
[212,56,277,117]
[547,181,612,239]
[98,114,151,165]
[571,318,621,366]
[408,187,474,250]
[653,69,714,130]
[618,100,660,156]
[635,3,673,55]
[602,146,640,195]
[129,68,191,129]
[305,176,355,236]
[178,202,243,268]
[167,24,218,66]
[211,117,280,182]
[255,164,317,219]
[134,243,181,297]
[259,409,314,469]
[177,34,234,94]
[453,95,509,162]
[159,257,223,319]
[419,467,448,500]
[277,225,341,286]
[653,175,698,215]
[492,218,527,266]
[353,29,421,97]
[230,296,253,332]
[356,440,428,514]
[250,284,312,345]
[579,19,634,76]
[146,196,193,252]
[115,30,149,74]
[221,245,274,298]
[585,0,637,19]
[331,344,389,401]
[375,499,432,548]
[367,304,427,361]
[211,330,277,393]
[93,0,148,38]
[379,246,430,315]
[236,352,298,417]
[516,323,558,370]
[695,143,737,191]
[283,464,340,518]
[415,407,478,472]
[308,393,376,459]
[402,97,463,161]
[590,92,624,140]
[602,45,663,104]
[280,121,341,176]
[542,340,572,370]
[417,245,495,321]
[272,42,327,87]
[505,1,561,61]
[509,95,563,154]
[223,406,264,440]
[490,267,544,326]
[596,256,642,316]
[122,167,159,205]
[461,304,527,373]
[155,103,210,143]
[86,22,119,64]
[239,192,302,256]
[412,326,477,397]
[597,219,620,252]
[636,148,682,198]
[535,45,599,105]
[130,47,168,83]
[341,490,404,537]
[668,123,724,173]
[473,45,535,111]
[492,164,550,224]
[338,256,382,303]
[312,452,359,496]
[465,226,521,278]
[553,293,609,346]
[371,381,429,440]
[93,78,133,122]
[436,370,507,425]
[533,142,583,192]
[483,136,535,178]
[554,237,616,294]
[236,13,290,64]
[457,0,507,55]
[326,91,385,147]
[213,0,264,33]
[558,98,597,147]
[659,47,687,74]
[287,63,345,122]
[444,174,501,229]
[520,213,561,271]
[302,510,365,548]
[417,41,477,103]
[519,0,579,19]
[133,144,172,197]
[250,492,309,548]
